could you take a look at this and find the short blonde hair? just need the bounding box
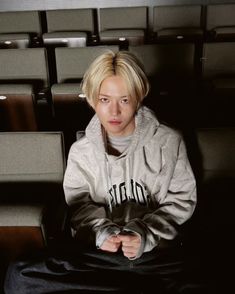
[81,50,150,108]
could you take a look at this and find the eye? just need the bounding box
[121,98,129,104]
[99,97,109,103]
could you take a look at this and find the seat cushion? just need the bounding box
[0,84,33,95]
[0,33,30,46]
[51,83,82,96]
[212,26,235,40]
[0,204,44,227]
[43,31,87,47]
[156,28,203,40]
[99,29,145,45]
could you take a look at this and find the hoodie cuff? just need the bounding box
[96,225,121,249]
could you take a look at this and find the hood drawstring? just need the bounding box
[105,153,113,213]
[125,157,132,202]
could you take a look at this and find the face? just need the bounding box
[94,75,137,137]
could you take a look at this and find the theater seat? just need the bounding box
[0,11,42,48]
[43,9,96,47]
[200,42,235,126]
[99,7,147,47]
[206,3,235,41]
[0,131,66,266]
[0,48,50,131]
[192,128,234,290]
[129,43,197,127]
[152,5,204,42]
[182,127,235,292]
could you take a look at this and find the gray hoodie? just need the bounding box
[63,106,197,258]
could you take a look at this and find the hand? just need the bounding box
[118,233,141,259]
[99,235,121,253]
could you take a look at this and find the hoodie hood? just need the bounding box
[85,106,160,156]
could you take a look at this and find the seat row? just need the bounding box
[0,42,235,153]
[1,3,235,49]
[0,128,234,291]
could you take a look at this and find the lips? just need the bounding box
[109,120,121,125]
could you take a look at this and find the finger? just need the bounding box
[109,235,122,243]
[118,233,140,243]
[122,247,138,258]
[100,242,119,252]
[100,238,121,252]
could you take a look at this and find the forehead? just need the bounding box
[99,75,129,96]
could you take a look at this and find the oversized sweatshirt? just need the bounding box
[63,106,197,258]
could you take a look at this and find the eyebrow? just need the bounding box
[99,93,129,98]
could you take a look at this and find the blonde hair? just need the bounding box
[81,50,150,109]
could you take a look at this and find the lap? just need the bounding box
[4,240,184,294]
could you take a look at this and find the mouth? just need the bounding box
[108,120,122,125]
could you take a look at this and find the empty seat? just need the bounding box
[152,5,203,42]
[195,128,235,181]
[43,9,96,47]
[0,48,50,131]
[99,7,147,47]
[196,127,235,246]
[200,42,235,126]
[129,43,196,79]
[129,43,197,127]
[206,4,235,41]
[51,45,119,154]
[0,11,42,48]
[201,42,235,83]
[0,131,65,265]
[184,127,235,291]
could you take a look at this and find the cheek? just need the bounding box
[95,106,108,122]
[125,107,136,120]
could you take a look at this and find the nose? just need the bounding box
[110,101,120,116]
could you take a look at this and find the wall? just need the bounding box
[0,0,235,12]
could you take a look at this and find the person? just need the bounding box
[4,50,197,294]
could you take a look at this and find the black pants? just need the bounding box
[4,241,186,294]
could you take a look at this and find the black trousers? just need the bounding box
[4,241,187,294]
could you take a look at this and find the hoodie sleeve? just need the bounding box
[124,136,197,258]
[63,143,120,247]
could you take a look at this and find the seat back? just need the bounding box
[0,11,41,34]
[199,42,235,126]
[206,4,235,40]
[201,42,235,79]
[0,11,42,48]
[99,6,147,31]
[153,5,202,30]
[0,48,49,89]
[129,43,196,79]
[195,128,235,181]
[129,43,197,127]
[0,48,50,131]
[152,5,203,41]
[55,45,119,83]
[46,9,95,34]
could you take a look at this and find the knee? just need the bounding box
[4,260,30,294]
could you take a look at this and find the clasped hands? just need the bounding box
[99,232,141,259]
